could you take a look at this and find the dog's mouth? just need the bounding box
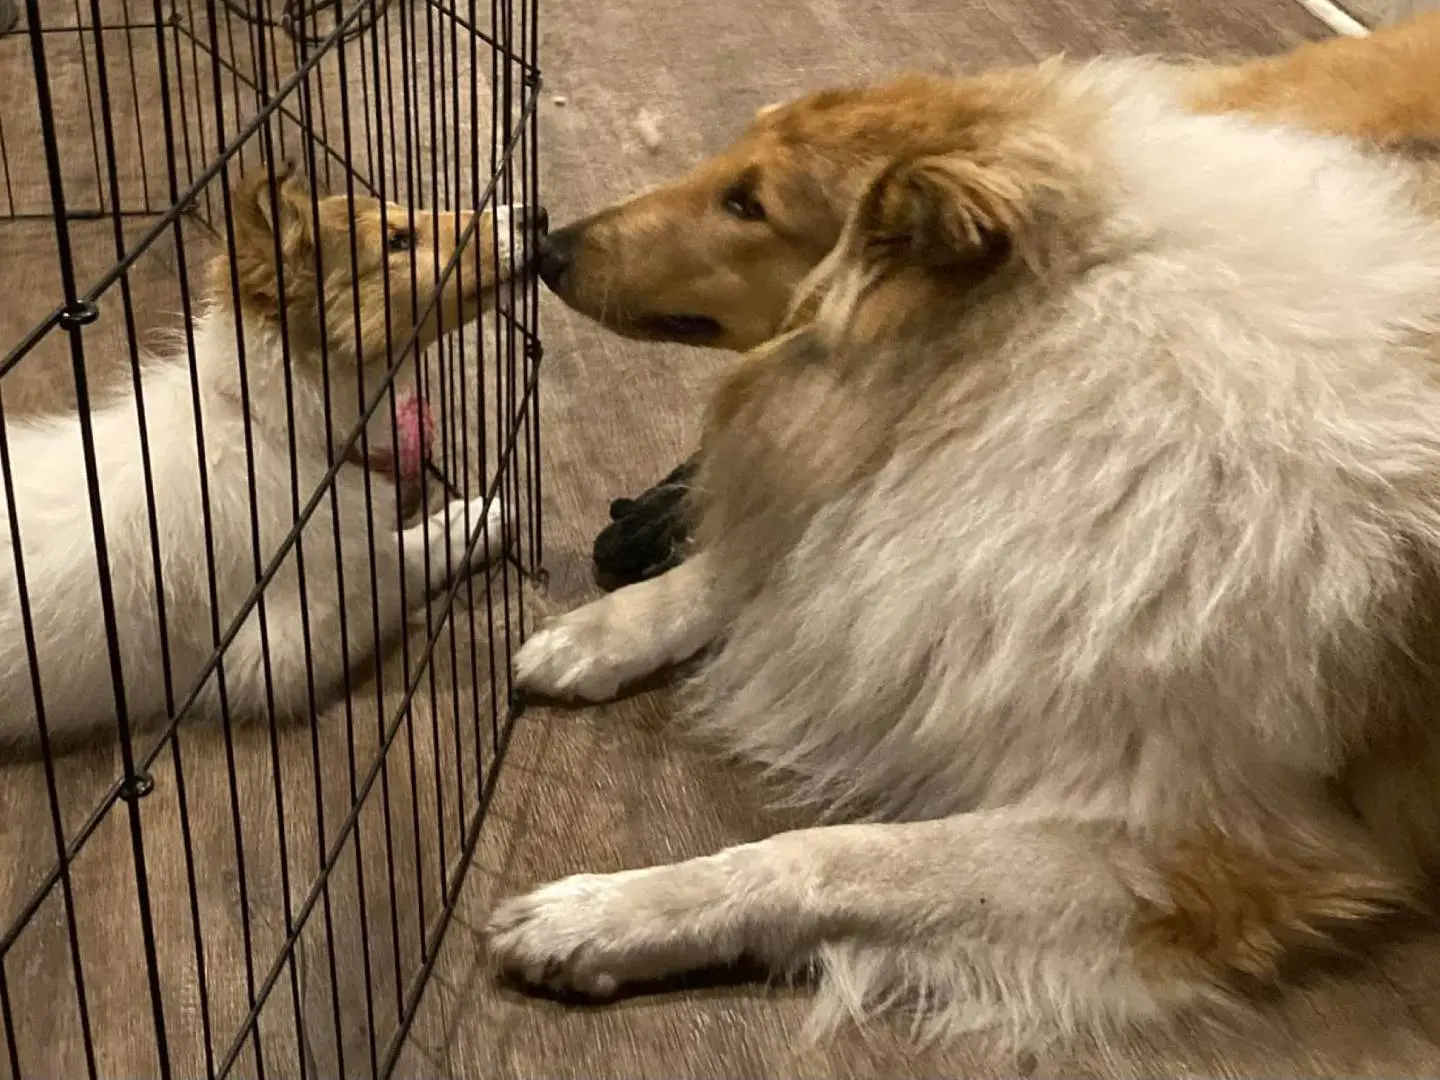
[635,313,724,343]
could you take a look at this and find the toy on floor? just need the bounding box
[591,456,697,589]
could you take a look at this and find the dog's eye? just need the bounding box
[722,187,766,222]
[387,229,414,253]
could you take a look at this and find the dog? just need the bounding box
[0,163,544,752]
[557,11,1440,589]
[489,58,1440,1047]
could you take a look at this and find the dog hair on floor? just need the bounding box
[0,163,542,753]
[491,59,1440,1048]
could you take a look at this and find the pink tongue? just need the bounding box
[394,394,433,483]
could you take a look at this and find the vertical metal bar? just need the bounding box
[249,25,310,1075]
[0,956,20,1079]
[191,3,266,1073]
[0,109,14,216]
[442,0,480,824]
[27,3,173,1074]
[0,387,99,1080]
[167,735,217,1078]
[463,0,495,777]
[491,0,518,717]
[422,0,457,903]
[379,0,400,202]
[326,3,383,1072]
[445,0,480,843]
[301,4,335,191]
[393,0,432,969]
[143,9,220,1078]
[215,0,248,180]
[482,0,503,751]
[174,0,211,222]
[366,0,412,1021]
[118,0,153,210]
[71,0,107,211]
[353,5,378,192]
[262,0,287,152]
[524,0,543,579]
[291,13,354,1075]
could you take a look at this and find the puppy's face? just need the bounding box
[220,163,544,367]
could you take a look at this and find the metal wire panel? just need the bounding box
[0,0,541,1075]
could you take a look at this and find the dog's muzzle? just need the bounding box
[536,223,578,292]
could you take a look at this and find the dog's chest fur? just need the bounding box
[687,78,1440,826]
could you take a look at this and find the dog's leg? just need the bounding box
[221,495,505,717]
[513,551,720,702]
[400,494,506,597]
[485,808,1406,1039]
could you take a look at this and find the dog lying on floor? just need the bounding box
[0,163,543,751]
[489,58,1440,1046]
[567,11,1440,590]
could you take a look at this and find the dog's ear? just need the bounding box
[855,131,1081,275]
[224,160,318,308]
[235,160,313,258]
[854,154,1028,274]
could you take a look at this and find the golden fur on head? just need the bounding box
[540,10,1440,353]
[213,160,519,364]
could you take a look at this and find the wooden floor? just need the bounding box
[5,0,1440,1075]
[399,0,1440,1076]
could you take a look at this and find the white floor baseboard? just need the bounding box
[1291,0,1372,35]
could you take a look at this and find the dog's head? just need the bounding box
[535,66,1083,352]
[215,162,545,365]
[794,98,1101,351]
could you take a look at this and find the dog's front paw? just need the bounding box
[512,587,673,705]
[514,610,632,702]
[486,869,705,997]
[437,495,505,572]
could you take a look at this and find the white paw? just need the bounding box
[513,614,631,702]
[439,495,505,572]
[485,869,702,997]
[404,496,505,599]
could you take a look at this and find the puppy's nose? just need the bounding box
[537,224,579,293]
[510,205,549,235]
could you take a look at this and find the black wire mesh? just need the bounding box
[0,0,541,1074]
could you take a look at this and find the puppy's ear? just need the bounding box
[235,160,313,258]
[225,160,318,308]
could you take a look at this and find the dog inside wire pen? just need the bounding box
[0,162,544,752]
[488,58,1440,1047]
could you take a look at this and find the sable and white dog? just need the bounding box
[491,60,1440,1045]
[0,164,542,751]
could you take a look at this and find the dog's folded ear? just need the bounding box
[234,160,314,259]
[855,134,1080,275]
[221,160,320,309]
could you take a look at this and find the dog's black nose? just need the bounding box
[534,206,549,235]
[537,225,578,293]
